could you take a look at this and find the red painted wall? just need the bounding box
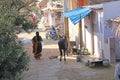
[77,0,88,7]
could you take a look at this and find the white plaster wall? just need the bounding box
[69,20,79,41]
[93,11,104,58]
[82,19,85,45]
[93,34,99,57]
[84,17,93,54]
[104,38,111,61]
[100,12,105,58]
[85,24,92,54]
[48,12,52,26]
[93,11,101,57]
[83,10,104,57]
[103,1,120,60]
[97,11,104,58]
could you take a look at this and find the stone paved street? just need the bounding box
[17,30,115,80]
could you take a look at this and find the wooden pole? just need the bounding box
[77,0,88,49]
[64,17,69,38]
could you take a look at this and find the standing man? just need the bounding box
[32,32,43,59]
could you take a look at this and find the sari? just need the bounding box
[32,36,43,58]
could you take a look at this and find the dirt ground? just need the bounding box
[56,64,115,80]
[18,30,115,80]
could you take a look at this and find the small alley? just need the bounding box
[17,29,115,80]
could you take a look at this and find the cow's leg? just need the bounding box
[63,49,66,61]
[59,49,62,61]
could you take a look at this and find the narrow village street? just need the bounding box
[1,0,120,80]
[17,28,115,80]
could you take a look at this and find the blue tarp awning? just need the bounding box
[63,7,92,25]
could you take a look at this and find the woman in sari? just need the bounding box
[32,32,43,59]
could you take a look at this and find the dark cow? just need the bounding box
[58,36,68,61]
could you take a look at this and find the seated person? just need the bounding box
[50,26,56,35]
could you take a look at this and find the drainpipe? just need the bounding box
[90,12,94,55]
[79,18,83,49]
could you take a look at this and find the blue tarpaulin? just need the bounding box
[63,7,92,25]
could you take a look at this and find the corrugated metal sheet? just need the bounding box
[63,7,92,25]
